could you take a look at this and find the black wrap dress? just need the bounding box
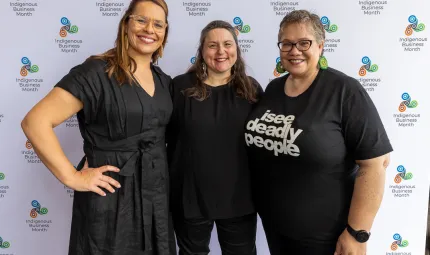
[55,58,175,255]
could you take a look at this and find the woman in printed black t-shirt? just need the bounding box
[245,10,393,255]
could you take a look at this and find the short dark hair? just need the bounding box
[278,10,325,43]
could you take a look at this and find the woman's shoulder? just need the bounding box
[66,57,108,79]
[322,67,363,94]
[264,75,286,94]
[152,64,171,79]
[172,71,196,89]
[247,75,260,88]
[246,75,265,97]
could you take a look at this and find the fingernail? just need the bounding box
[118,185,121,188]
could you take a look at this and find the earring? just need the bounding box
[202,62,207,78]
[318,55,328,69]
[276,61,286,73]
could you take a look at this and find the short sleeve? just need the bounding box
[342,79,393,160]
[54,59,103,123]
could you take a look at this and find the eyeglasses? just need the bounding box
[129,14,167,33]
[277,40,313,52]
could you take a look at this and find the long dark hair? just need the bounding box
[91,0,169,85]
[184,20,257,102]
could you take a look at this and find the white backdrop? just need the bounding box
[0,0,429,254]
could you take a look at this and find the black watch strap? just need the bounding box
[346,224,371,243]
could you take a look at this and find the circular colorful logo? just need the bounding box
[358,56,378,76]
[30,200,48,218]
[20,57,39,77]
[391,233,409,251]
[398,93,418,112]
[60,17,79,37]
[233,17,251,35]
[321,16,338,33]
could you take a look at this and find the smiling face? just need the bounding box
[126,1,167,58]
[279,22,323,78]
[202,28,238,77]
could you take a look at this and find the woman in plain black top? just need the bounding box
[167,20,262,255]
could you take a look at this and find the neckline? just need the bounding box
[283,69,323,100]
[133,67,157,98]
[204,82,229,90]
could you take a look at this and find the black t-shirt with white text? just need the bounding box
[245,67,393,243]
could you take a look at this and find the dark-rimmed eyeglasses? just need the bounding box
[277,40,313,52]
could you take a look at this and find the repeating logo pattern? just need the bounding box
[30,200,48,218]
[358,56,378,76]
[233,17,251,35]
[59,17,79,37]
[394,165,413,183]
[273,57,287,77]
[321,16,338,33]
[0,172,5,180]
[391,233,409,251]
[0,236,10,249]
[20,57,39,77]
[398,93,418,112]
[190,56,196,64]
[405,15,425,36]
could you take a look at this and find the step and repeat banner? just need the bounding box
[0,0,429,254]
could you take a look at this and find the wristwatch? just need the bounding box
[346,224,371,243]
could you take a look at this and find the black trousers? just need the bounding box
[173,213,257,255]
[261,217,336,255]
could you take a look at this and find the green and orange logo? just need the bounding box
[391,233,409,251]
[30,200,48,218]
[405,15,425,36]
[358,56,378,76]
[394,165,413,183]
[59,17,78,37]
[20,57,39,77]
[398,93,418,112]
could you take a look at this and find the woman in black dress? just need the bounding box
[167,20,262,255]
[21,0,176,254]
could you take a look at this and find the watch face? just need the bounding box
[356,231,370,243]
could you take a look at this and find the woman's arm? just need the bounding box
[21,87,120,195]
[349,153,390,231]
[335,153,390,255]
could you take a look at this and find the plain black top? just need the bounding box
[245,67,393,243]
[55,58,175,254]
[167,71,262,219]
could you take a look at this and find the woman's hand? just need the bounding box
[70,160,121,196]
